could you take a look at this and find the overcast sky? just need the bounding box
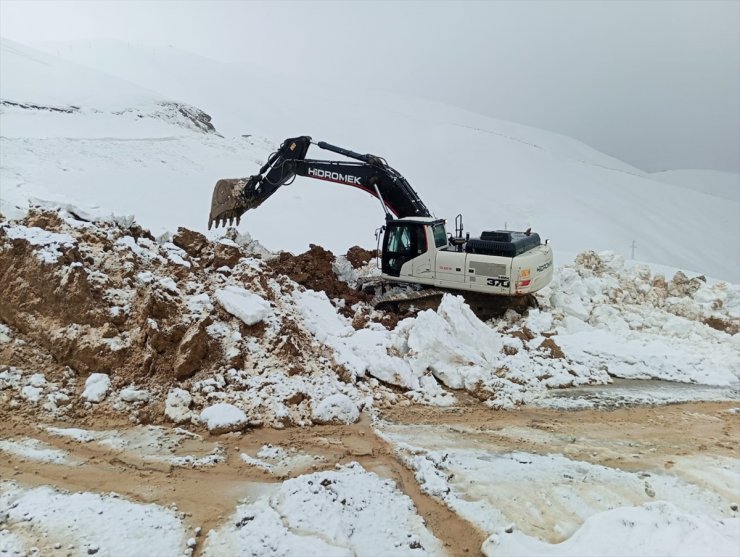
[1,0,738,173]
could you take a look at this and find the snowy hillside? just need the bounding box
[652,169,740,203]
[3,37,739,283]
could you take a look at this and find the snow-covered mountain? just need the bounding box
[651,169,739,203]
[2,37,739,282]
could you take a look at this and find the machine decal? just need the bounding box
[307,168,362,184]
[486,278,510,287]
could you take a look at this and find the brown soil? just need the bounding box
[266,244,371,315]
[0,213,321,394]
[508,326,536,342]
[538,337,565,359]
[0,219,223,386]
[703,316,740,336]
[345,246,377,268]
[1,400,737,557]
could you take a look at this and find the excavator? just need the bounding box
[209,136,553,319]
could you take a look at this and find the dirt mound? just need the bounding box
[0,216,228,386]
[267,244,371,314]
[0,210,406,429]
[0,211,329,391]
[345,246,377,269]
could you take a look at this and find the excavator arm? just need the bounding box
[208,136,431,229]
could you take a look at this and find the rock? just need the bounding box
[174,321,210,379]
[199,403,248,434]
[312,393,360,425]
[81,373,111,403]
[214,286,272,326]
[173,228,209,258]
[212,241,242,268]
[119,386,150,403]
[164,388,192,424]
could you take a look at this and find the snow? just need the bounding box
[2,224,76,263]
[294,290,595,408]
[2,38,738,282]
[165,388,193,424]
[0,38,160,111]
[312,393,360,424]
[199,403,248,433]
[20,385,43,403]
[381,425,740,555]
[157,276,179,294]
[483,502,740,557]
[539,252,740,387]
[187,293,214,314]
[0,481,188,556]
[204,463,444,557]
[293,289,354,341]
[81,373,111,403]
[119,386,150,403]
[214,286,272,326]
[46,425,224,468]
[0,323,12,344]
[0,438,77,465]
[46,427,101,443]
[651,169,739,203]
[240,445,325,476]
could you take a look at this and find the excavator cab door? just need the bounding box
[381,221,427,277]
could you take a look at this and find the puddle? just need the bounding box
[539,379,740,409]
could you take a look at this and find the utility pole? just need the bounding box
[630,240,637,260]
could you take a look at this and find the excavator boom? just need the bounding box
[208,136,431,229]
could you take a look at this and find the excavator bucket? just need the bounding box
[208,178,249,229]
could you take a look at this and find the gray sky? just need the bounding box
[1,0,738,173]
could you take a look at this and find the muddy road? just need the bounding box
[1,398,738,556]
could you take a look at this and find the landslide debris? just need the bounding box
[0,209,400,430]
[266,244,372,316]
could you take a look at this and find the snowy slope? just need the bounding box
[651,169,739,203]
[2,38,160,109]
[3,38,739,282]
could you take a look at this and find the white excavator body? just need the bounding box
[380,217,553,297]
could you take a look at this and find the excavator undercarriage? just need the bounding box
[362,280,537,321]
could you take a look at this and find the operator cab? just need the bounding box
[381,217,447,277]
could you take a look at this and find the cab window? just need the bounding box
[387,225,411,253]
[432,223,447,248]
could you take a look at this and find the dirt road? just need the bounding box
[1,398,738,556]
